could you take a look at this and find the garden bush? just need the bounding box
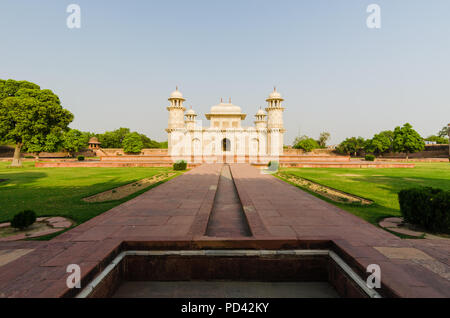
[173,160,187,171]
[11,210,37,230]
[293,138,320,152]
[398,187,449,233]
[77,155,85,161]
[24,155,35,159]
[365,154,375,161]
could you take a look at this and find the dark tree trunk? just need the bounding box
[11,143,23,167]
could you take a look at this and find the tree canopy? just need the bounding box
[317,132,330,148]
[62,129,89,155]
[96,128,163,149]
[392,123,425,158]
[364,130,394,155]
[123,132,144,153]
[336,137,366,156]
[98,127,130,148]
[0,79,73,166]
[424,135,449,144]
[438,125,449,138]
[293,135,320,152]
[140,133,161,148]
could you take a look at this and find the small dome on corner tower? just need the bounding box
[170,86,184,99]
[268,87,283,100]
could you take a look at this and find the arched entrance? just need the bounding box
[191,138,201,163]
[222,138,231,152]
[222,138,231,163]
[250,138,260,163]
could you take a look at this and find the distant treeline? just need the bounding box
[88,127,167,149]
[293,123,449,159]
[0,127,167,155]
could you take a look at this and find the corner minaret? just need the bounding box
[254,107,267,129]
[166,87,186,157]
[167,86,186,130]
[265,87,285,156]
[185,107,197,130]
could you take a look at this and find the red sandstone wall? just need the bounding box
[283,148,334,155]
[99,148,169,156]
[34,161,199,168]
[378,145,449,159]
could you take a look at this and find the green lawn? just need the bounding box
[278,163,450,225]
[0,161,178,224]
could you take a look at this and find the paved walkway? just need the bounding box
[0,164,448,298]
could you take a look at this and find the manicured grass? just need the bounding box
[278,163,450,225]
[0,161,179,224]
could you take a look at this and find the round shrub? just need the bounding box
[77,155,85,161]
[398,187,449,234]
[173,160,187,171]
[11,210,37,230]
[365,154,375,161]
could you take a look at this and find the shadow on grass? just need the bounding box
[0,172,183,236]
[0,171,48,186]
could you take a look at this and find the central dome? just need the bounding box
[206,100,246,120]
[210,102,243,114]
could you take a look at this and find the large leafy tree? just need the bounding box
[392,123,425,159]
[336,137,366,156]
[0,79,73,166]
[123,132,144,153]
[364,130,394,155]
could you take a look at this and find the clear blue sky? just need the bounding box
[1,0,449,144]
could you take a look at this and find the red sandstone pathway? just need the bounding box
[0,164,448,298]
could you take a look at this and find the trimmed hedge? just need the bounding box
[11,210,37,230]
[365,154,375,161]
[173,160,187,171]
[398,187,450,234]
[77,155,85,161]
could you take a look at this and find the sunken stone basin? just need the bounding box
[77,250,381,298]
